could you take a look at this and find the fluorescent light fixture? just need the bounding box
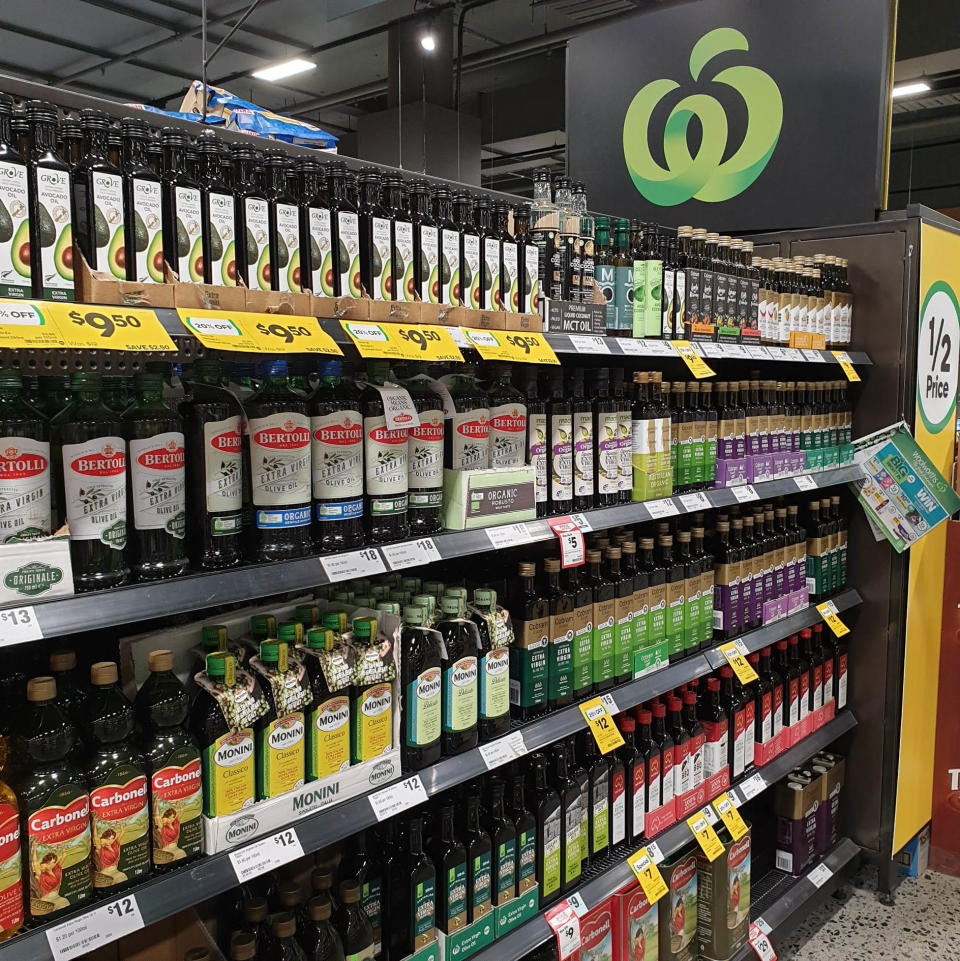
[892,81,931,98]
[252,58,316,82]
[420,33,436,52]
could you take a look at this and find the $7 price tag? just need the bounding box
[628,848,669,904]
[229,827,304,883]
[687,812,725,862]
[713,793,749,841]
[47,894,144,960]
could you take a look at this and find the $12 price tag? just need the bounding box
[0,605,42,645]
[718,640,759,684]
[545,901,581,960]
[579,696,625,754]
[369,774,428,821]
[47,894,145,960]
[816,600,850,637]
[548,516,585,567]
[229,827,304,883]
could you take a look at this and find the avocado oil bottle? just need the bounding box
[456,191,481,308]
[230,144,268,290]
[0,93,30,300]
[120,117,163,285]
[160,127,202,284]
[297,158,333,296]
[325,161,360,298]
[197,130,235,287]
[434,186,460,307]
[410,180,439,305]
[264,150,300,293]
[476,196,500,310]
[357,169,391,300]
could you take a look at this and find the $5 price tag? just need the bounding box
[548,516,585,567]
[627,848,669,904]
[579,696,625,754]
[47,894,144,960]
[52,304,177,352]
[229,827,305,883]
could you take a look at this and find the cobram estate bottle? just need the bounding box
[0,368,51,542]
[349,616,394,764]
[430,802,467,933]
[26,100,75,301]
[247,359,313,561]
[253,636,308,800]
[0,770,21,941]
[81,661,150,892]
[487,362,527,469]
[190,652,256,818]
[160,127,202,284]
[445,363,490,471]
[310,358,364,552]
[231,143,270,290]
[56,371,129,590]
[543,558,574,711]
[551,744,582,893]
[357,169,391,300]
[182,357,243,569]
[400,605,442,770]
[471,589,511,741]
[120,117,163,285]
[264,150,300,293]
[0,93,30,301]
[516,203,540,313]
[301,628,351,782]
[12,677,92,923]
[124,370,188,580]
[565,741,590,870]
[297,158,333,296]
[510,561,549,720]
[404,362,444,535]
[580,732,611,860]
[196,131,235,287]
[333,879,374,961]
[134,649,202,871]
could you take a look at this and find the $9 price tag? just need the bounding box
[47,894,144,960]
[545,901,581,960]
[229,827,305,883]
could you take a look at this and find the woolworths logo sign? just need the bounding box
[622,27,783,206]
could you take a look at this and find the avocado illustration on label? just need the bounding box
[420,250,429,280]
[188,236,204,283]
[54,225,74,281]
[287,249,301,291]
[245,228,257,267]
[393,246,405,278]
[208,226,223,265]
[348,254,362,297]
[93,205,109,249]
[469,267,481,309]
[371,244,383,279]
[449,266,461,305]
[483,260,493,291]
[176,217,190,258]
[309,235,322,267]
[319,250,335,296]
[428,264,440,304]
[490,267,502,308]
[38,203,56,248]
[402,260,415,301]
[0,200,12,243]
[133,211,148,252]
[276,234,289,270]
[147,231,165,283]
[220,240,235,285]
[509,276,520,313]
[256,244,272,290]
[107,229,126,280]
[338,238,350,270]
[379,259,393,299]
[11,220,30,278]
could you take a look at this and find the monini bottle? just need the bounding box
[399,605,442,770]
[437,595,479,755]
[301,628,351,782]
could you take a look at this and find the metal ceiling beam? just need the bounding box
[0,59,128,100]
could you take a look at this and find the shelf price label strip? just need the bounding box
[46,894,145,961]
[180,308,342,354]
[463,328,559,364]
[340,320,463,361]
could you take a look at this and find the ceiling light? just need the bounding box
[252,58,316,82]
[420,33,436,52]
[892,81,931,98]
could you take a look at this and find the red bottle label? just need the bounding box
[151,750,203,867]
[0,804,22,934]
[27,787,92,917]
[90,769,150,888]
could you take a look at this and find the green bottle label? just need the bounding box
[592,600,616,684]
[361,876,383,938]
[666,587,685,658]
[683,588,700,652]
[510,636,548,709]
[444,860,468,929]
[644,260,663,338]
[548,610,574,702]
[542,809,561,901]
[413,876,436,941]
[518,829,537,894]
[563,803,582,886]
[632,601,649,655]
[471,849,492,913]
[480,648,510,720]
[496,839,517,898]
[614,265,633,333]
[571,614,593,693]
[443,656,478,733]
[406,669,442,747]
[614,597,633,677]
[632,261,646,337]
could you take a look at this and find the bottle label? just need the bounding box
[593,598,616,684]
[408,410,444,490]
[611,769,625,844]
[452,408,490,470]
[202,415,243,529]
[461,233,481,309]
[630,763,645,838]
[443,656,478,732]
[480,647,510,720]
[564,800,582,884]
[130,177,163,285]
[673,741,691,798]
[614,264,633,333]
[528,411,547,503]
[483,237,502,310]
[0,803,22,933]
[26,784,91,918]
[444,859,468,930]
[502,241,519,312]
[150,746,202,867]
[732,707,746,777]
[35,167,74,299]
[838,653,848,708]
[308,206,333,295]
[489,403,527,468]
[204,189,235,289]
[413,875,436,944]
[257,712,305,799]
[364,414,408,504]
[689,732,705,789]
[370,216,392,300]
[614,595,633,677]
[596,411,619,495]
[644,260,663,338]
[572,605,593,693]
[660,748,674,806]
[470,849,492,916]
[496,837,516,900]
[441,228,461,306]
[703,722,728,778]
[597,264,616,331]
[666,581,685,658]
[542,806,561,899]
[243,197,270,289]
[202,729,254,817]
[551,412,573,501]
[510,618,548,709]
[129,431,186,537]
[420,225,440,303]
[517,827,537,894]
[632,261,645,335]
[361,875,383,948]
[617,409,632,492]
[661,267,676,337]
[0,161,30,298]
[249,412,310,519]
[0,436,51,542]
[548,610,575,702]
[523,243,539,313]
[395,220,416,302]
[648,755,661,811]
[275,202,302,293]
[86,171,123,275]
[63,436,127,549]
[352,683,393,762]
[573,412,594,497]
[308,694,350,778]
[406,667,441,747]
[591,773,609,852]
[89,764,150,888]
[311,409,363,513]
[337,211,360,298]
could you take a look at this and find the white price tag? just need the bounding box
[47,895,145,961]
[699,342,723,357]
[618,338,647,355]
[569,335,610,353]
[726,344,750,358]
[646,497,680,519]
[0,605,41,645]
[229,827,304,883]
[545,902,581,960]
[765,347,787,361]
[479,731,526,770]
[369,774,428,821]
[794,474,818,491]
[600,692,619,714]
[739,772,766,800]
[802,349,827,363]
[755,916,773,936]
[701,804,720,826]
[749,924,777,961]
[374,385,421,430]
[570,512,593,532]
[679,492,712,512]
[566,892,589,916]
[730,484,759,503]
[486,522,535,549]
[749,346,773,360]
[444,325,470,348]
[645,840,665,864]
[808,862,833,888]
[645,340,677,357]
[382,538,442,570]
[321,547,387,583]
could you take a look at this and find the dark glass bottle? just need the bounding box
[124,370,189,579]
[530,753,563,906]
[546,370,573,514]
[758,645,784,742]
[790,632,812,724]
[713,520,741,640]
[510,561,550,720]
[404,361,444,535]
[230,144,269,290]
[487,362,527,469]
[298,897,344,961]
[297,158,332,296]
[666,695,691,803]
[485,778,518,906]
[551,744,583,894]
[592,368,620,507]
[434,187,460,307]
[580,732,611,860]
[325,162,360,298]
[475,196,499,310]
[48,649,85,728]
[264,914,306,961]
[471,588,511,741]
[506,770,538,897]
[263,150,300,293]
[430,803,468,933]
[565,564,595,702]
[384,176,415,302]
[681,689,705,794]
[568,368,595,512]
[617,716,644,842]
[565,741,590,871]
[120,117,164,285]
[445,363,490,471]
[193,132,234,287]
[718,666,747,780]
[57,117,80,166]
[339,829,384,954]
[390,816,435,956]
[437,594,479,754]
[409,180,438,304]
[160,128,202,284]
[520,367,548,516]
[543,558,575,711]
[400,605,443,770]
[497,201,520,312]
[455,192,480,308]
[356,169,390,300]
[634,708,660,821]
[604,546,633,684]
[777,637,800,732]
[650,701,674,814]
[463,794,493,922]
[586,549,617,692]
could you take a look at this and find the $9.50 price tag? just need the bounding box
[0,605,42,645]
[50,304,176,352]
[47,894,145,960]
[548,516,585,568]
[369,774,428,821]
[341,321,463,361]
[671,340,716,378]
[627,847,669,904]
[579,696,625,754]
[463,328,559,365]
[816,600,850,637]
[229,827,304,883]
[718,640,759,684]
[686,812,725,862]
[320,547,387,583]
[713,792,749,841]
[749,923,778,961]
[545,901,581,960]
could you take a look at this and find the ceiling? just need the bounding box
[2,0,960,206]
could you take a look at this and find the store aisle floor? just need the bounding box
[778,863,960,959]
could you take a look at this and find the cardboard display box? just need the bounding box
[0,528,74,605]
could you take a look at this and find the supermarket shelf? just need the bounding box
[10,463,862,640]
[468,711,859,961]
[0,601,861,961]
[730,837,863,960]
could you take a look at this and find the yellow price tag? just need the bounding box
[0,300,67,349]
[686,812,725,862]
[718,640,759,684]
[463,328,559,365]
[627,848,669,904]
[340,320,463,362]
[179,309,341,355]
[713,793,749,841]
[46,303,177,352]
[816,600,850,637]
[579,696,625,754]
[671,340,716,378]
[831,350,861,382]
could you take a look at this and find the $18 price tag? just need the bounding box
[47,894,144,960]
[51,304,177,352]
[320,547,387,583]
[229,827,304,883]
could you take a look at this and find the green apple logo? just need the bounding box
[622,27,783,206]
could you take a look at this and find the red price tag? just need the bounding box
[545,901,581,960]
[548,516,585,567]
[749,923,777,961]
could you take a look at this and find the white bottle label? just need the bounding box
[596,411,619,495]
[249,412,310,506]
[244,197,270,290]
[310,409,363,501]
[551,412,573,501]
[704,733,727,778]
[617,410,632,492]
[275,202,301,293]
[371,216,392,300]
[364,414,407,494]
[203,415,243,512]
[611,784,625,844]
[523,243,539,313]
[528,411,547,504]
[689,741,704,789]
[463,233,481,309]
[35,167,73,296]
[573,411,594,497]
[62,436,127,547]
[483,236,501,309]
[502,241,519,312]
[174,185,202,282]
[420,225,440,303]
[408,410,444,492]
[129,431,186,536]
[308,207,333,296]
[489,402,526,468]
[451,408,490,469]
[206,189,235,287]
[0,161,29,296]
[441,228,460,306]
[336,211,360,298]
[0,436,51,541]
[91,171,123,273]
[394,220,415,302]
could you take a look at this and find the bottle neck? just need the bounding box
[123,137,149,171]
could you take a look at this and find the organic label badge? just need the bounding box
[622,27,783,205]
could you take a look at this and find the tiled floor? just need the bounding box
[777,864,960,959]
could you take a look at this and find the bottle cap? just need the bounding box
[184,949,210,961]
[761,646,772,656]
[243,897,267,921]
[402,605,427,626]
[276,881,301,908]
[440,595,463,616]
[251,614,277,640]
[543,558,561,573]
[230,935,256,961]
[339,880,361,903]
[789,634,799,646]
[683,690,697,705]
[376,602,400,616]
[295,605,321,626]
[49,650,76,672]
[308,896,332,921]
[307,627,335,651]
[271,913,296,938]
[604,546,621,560]
[620,715,635,732]
[667,696,681,711]
[719,666,733,678]
[652,701,666,717]
[148,650,174,672]
[90,661,118,686]
[27,676,56,701]
[311,868,333,891]
[322,611,347,633]
[637,709,652,724]
[352,616,376,640]
[277,621,302,644]
[801,628,812,639]
[201,625,229,650]
[206,651,235,681]
[473,588,496,609]
[707,678,720,691]
[776,640,788,650]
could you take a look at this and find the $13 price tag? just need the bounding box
[229,827,304,883]
[51,304,177,352]
[579,696,625,754]
[545,901,581,960]
[47,894,144,960]
[548,516,585,567]
[0,605,42,645]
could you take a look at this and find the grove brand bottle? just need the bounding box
[134,650,202,871]
[12,677,92,924]
[124,370,188,580]
[349,616,395,764]
[82,661,150,892]
[300,627,351,782]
